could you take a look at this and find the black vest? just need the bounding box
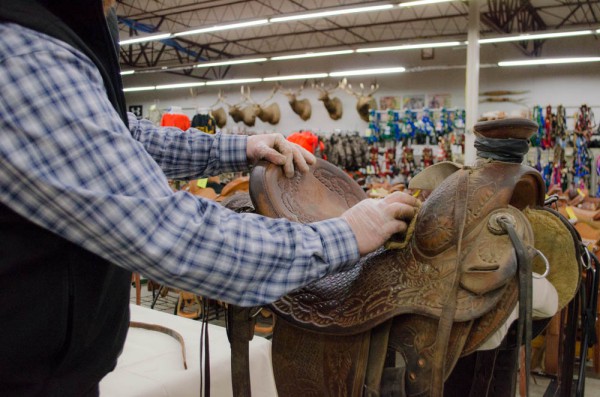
[0,1,131,395]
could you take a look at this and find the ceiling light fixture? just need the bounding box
[194,58,268,68]
[205,78,263,86]
[263,73,329,81]
[271,49,355,61]
[330,66,406,77]
[119,33,172,46]
[270,4,394,23]
[398,0,455,7]
[357,40,461,53]
[480,29,594,44]
[498,57,600,67]
[119,1,448,46]
[120,70,135,76]
[155,82,206,90]
[174,19,269,38]
[123,86,156,92]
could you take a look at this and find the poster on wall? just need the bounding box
[129,105,143,119]
[402,94,425,110]
[427,94,452,109]
[379,96,402,110]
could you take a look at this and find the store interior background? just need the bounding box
[115,3,600,395]
[123,32,600,135]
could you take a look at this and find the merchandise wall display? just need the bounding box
[526,104,598,195]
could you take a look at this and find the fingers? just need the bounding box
[291,146,311,174]
[383,191,420,208]
[273,135,314,178]
[247,134,316,177]
[298,145,317,166]
[283,150,294,178]
[388,202,417,222]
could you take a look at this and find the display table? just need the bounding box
[99,304,277,396]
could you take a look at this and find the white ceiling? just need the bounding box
[116,0,600,83]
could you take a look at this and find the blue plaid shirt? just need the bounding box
[0,23,359,306]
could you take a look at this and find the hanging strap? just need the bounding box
[129,321,187,369]
[200,299,211,397]
[226,305,258,397]
[576,249,599,397]
[498,218,533,397]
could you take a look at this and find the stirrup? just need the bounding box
[176,292,202,319]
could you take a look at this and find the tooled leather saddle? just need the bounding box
[225,118,582,397]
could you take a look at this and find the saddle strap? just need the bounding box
[576,250,599,397]
[200,299,211,397]
[363,320,393,396]
[129,321,188,369]
[499,219,532,397]
[429,170,470,397]
[226,305,257,397]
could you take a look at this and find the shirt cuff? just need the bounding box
[310,217,360,271]
[217,134,248,172]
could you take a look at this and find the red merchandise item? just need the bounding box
[161,113,191,130]
[287,131,319,154]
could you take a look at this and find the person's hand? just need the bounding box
[341,192,419,256]
[247,133,316,178]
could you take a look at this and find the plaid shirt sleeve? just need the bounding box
[127,113,249,179]
[0,23,360,306]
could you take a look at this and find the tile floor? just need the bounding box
[130,282,600,396]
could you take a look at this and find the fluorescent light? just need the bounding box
[271,49,355,61]
[123,86,156,92]
[155,82,206,90]
[330,67,405,77]
[597,28,600,33]
[398,0,454,7]
[480,29,593,44]
[205,78,263,86]
[120,70,135,76]
[270,4,394,23]
[357,41,461,53]
[174,19,269,37]
[264,73,329,81]
[119,33,172,46]
[498,57,600,67]
[194,58,267,68]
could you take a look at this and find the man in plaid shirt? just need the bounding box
[0,0,418,395]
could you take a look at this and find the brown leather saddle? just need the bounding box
[226,118,581,397]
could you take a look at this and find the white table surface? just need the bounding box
[99,304,277,396]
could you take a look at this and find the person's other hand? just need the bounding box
[247,133,316,178]
[341,192,419,256]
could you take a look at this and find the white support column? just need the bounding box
[464,0,480,165]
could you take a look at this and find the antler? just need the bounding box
[339,78,360,99]
[261,84,280,106]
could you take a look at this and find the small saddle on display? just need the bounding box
[226,118,583,397]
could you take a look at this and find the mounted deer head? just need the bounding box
[225,86,257,126]
[315,81,343,121]
[283,82,312,121]
[239,86,261,127]
[256,85,281,125]
[340,78,379,122]
[209,91,228,128]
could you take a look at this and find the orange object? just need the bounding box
[161,113,191,130]
[287,131,320,154]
